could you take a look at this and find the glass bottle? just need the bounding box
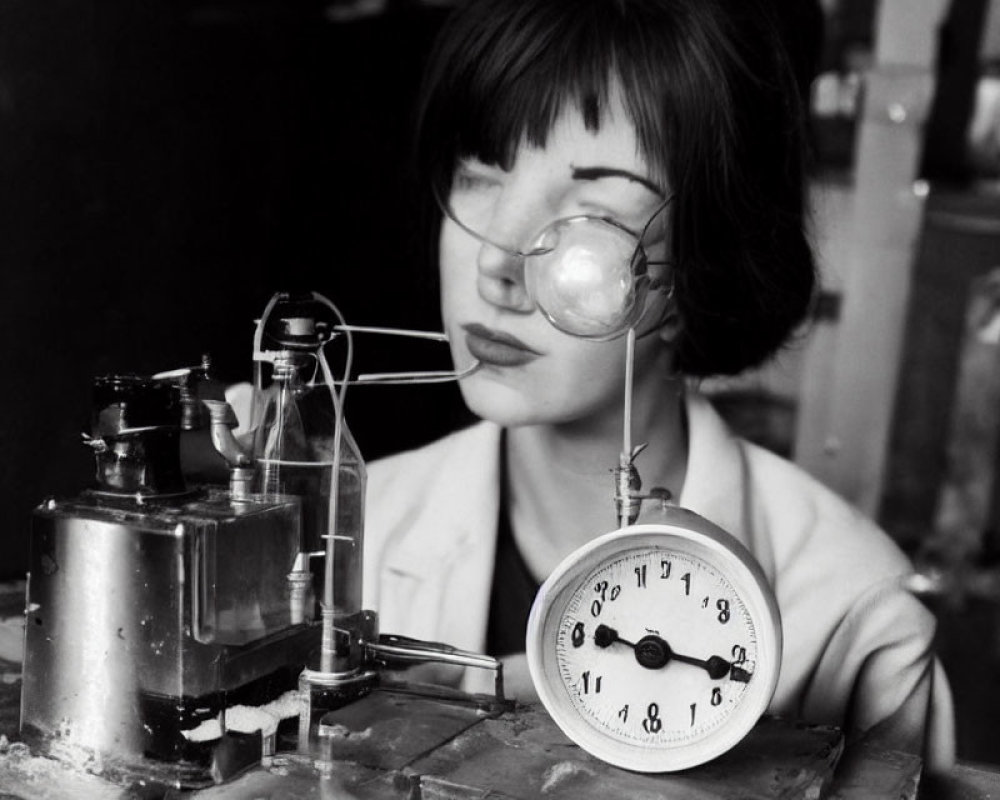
[252,343,366,675]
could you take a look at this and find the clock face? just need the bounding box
[527,518,781,772]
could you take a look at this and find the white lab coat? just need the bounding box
[363,390,954,769]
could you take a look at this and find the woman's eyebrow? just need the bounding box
[571,166,665,197]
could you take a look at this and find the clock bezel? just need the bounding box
[525,512,782,773]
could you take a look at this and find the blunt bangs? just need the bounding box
[418,0,706,193]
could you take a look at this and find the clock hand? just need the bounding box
[593,624,636,649]
[670,650,733,680]
[593,624,738,681]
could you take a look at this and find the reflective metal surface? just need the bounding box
[20,488,316,787]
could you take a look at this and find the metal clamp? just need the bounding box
[365,633,506,705]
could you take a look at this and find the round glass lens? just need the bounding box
[526,218,646,339]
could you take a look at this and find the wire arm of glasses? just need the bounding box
[432,182,555,259]
[327,323,481,385]
[333,324,450,342]
[353,360,482,385]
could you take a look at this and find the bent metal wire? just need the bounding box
[251,294,480,388]
[331,325,481,385]
[437,182,674,340]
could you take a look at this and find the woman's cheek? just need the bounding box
[439,234,477,324]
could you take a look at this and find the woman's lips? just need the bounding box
[462,323,541,367]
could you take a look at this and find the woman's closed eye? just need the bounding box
[452,161,504,193]
[448,164,507,229]
[572,188,666,238]
[453,172,493,194]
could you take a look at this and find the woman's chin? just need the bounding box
[457,374,543,428]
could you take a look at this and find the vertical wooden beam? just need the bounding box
[794,0,949,515]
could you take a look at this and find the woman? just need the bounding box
[363,0,953,769]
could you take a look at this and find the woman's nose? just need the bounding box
[473,196,542,312]
[476,241,534,311]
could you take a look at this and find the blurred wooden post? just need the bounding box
[926,270,1000,565]
[794,0,949,515]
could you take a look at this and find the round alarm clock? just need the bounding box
[525,510,782,772]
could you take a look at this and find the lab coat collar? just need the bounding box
[381,391,755,572]
[677,390,754,553]
[375,390,764,652]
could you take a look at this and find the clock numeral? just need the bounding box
[581,670,602,695]
[731,665,753,683]
[711,687,723,706]
[690,702,697,726]
[571,621,585,648]
[635,564,646,588]
[680,572,691,596]
[618,704,629,723]
[591,599,603,617]
[717,598,731,624]
[642,703,662,734]
[660,559,671,579]
[593,580,621,605]
[701,596,709,608]
[730,646,753,682]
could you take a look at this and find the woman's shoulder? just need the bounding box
[743,440,914,592]
[685,391,911,581]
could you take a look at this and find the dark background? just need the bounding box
[0,1,470,578]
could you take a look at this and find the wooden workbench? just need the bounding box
[0,658,936,800]
[1,582,998,800]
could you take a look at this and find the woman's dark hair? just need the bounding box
[415,0,817,377]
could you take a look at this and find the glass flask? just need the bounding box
[252,341,366,676]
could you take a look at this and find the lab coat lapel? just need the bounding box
[379,423,503,653]
[677,391,775,583]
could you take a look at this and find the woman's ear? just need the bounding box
[658,304,682,345]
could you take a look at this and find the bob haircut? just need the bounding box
[415,0,816,377]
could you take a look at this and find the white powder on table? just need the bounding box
[181,689,300,742]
